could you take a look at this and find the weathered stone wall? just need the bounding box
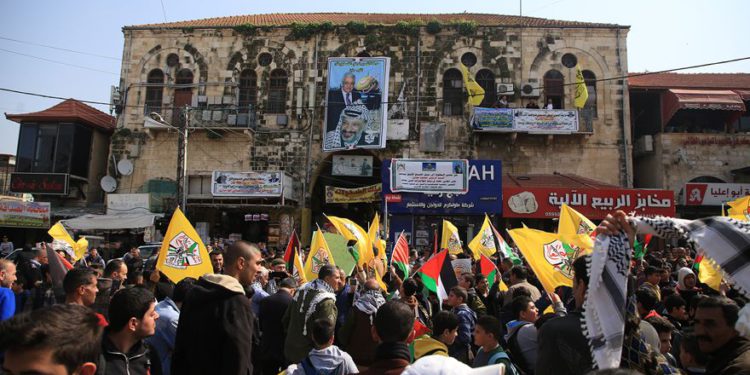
[114,22,630,205]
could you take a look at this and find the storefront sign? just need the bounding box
[0,200,51,228]
[390,159,469,193]
[471,108,514,131]
[383,160,502,215]
[331,155,374,177]
[503,187,675,219]
[685,183,750,206]
[325,183,382,203]
[10,173,69,195]
[107,193,151,215]
[211,171,283,197]
[323,57,390,151]
[512,109,579,133]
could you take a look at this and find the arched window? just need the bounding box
[238,69,257,113]
[145,69,164,114]
[476,69,497,108]
[173,69,194,125]
[443,68,464,116]
[583,70,597,116]
[543,70,564,109]
[268,69,287,114]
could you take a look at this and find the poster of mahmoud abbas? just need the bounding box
[323,57,390,152]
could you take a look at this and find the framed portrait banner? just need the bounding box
[323,57,390,151]
[331,155,374,177]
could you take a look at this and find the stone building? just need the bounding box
[113,13,632,245]
[629,72,750,218]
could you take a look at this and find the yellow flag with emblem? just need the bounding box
[558,204,596,235]
[698,257,723,291]
[459,63,485,106]
[48,221,88,261]
[368,213,387,265]
[156,207,213,283]
[574,65,589,109]
[468,214,497,260]
[508,227,593,293]
[374,264,388,292]
[305,229,336,282]
[441,219,463,255]
[327,215,373,267]
[727,195,750,220]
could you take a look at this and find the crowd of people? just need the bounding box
[0,211,749,375]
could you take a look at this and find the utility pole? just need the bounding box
[176,105,189,214]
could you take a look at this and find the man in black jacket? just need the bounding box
[258,277,297,375]
[172,241,261,375]
[326,72,360,134]
[694,296,750,374]
[536,255,593,375]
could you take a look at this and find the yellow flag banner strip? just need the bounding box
[441,219,463,255]
[459,63,485,106]
[325,183,382,204]
[574,64,589,109]
[468,214,497,260]
[156,207,213,283]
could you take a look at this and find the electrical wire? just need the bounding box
[1,55,748,112]
[0,47,118,75]
[0,36,120,60]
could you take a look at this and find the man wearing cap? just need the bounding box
[0,235,13,256]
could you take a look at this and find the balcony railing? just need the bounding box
[144,105,258,129]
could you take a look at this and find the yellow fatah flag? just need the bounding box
[468,214,497,260]
[499,279,509,292]
[508,227,593,293]
[304,229,336,282]
[368,213,387,264]
[459,63,485,106]
[48,222,87,261]
[327,215,373,267]
[156,207,213,283]
[558,204,596,235]
[374,265,388,292]
[441,220,463,255]
[727,195,750,220]
[574,65,589,109]
[698,257,723,291]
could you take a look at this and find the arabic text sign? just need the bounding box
[503,187,675,219]
[684,183,750,206]
[211,171,283,197]
[325,184,382,203]
[472,108,514,131]
[0,200,51,228]
[390,159,469,193]
[513,109,579,133]
[107,193,151,215]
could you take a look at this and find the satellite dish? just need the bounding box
[100,176,117,193]
[117,158,134,176]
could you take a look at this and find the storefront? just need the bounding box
[382,159,503,253]
[502,174,675,229]
[682,182,750,219]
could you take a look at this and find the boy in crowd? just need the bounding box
[446,286,477,364]
[473,315,518,374]
[411,311,459,361]
[286,318,359,375]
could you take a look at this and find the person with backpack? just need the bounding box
[410,310,459,362]
[472,315,520,375]
[505,292,567,375]
[285,318,359,375]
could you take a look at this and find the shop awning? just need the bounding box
[62,212,162,230]
[503,173,675,219]
[662,89,746,126]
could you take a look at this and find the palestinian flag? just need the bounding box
[283,230,307,284]
[479,254,509,291]
[417,249,457,301]
[391,231,410,279]
[633,234,653,260]
[490,221,521,265]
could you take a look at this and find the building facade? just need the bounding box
[113,13,632,246]
[629,72,750,218]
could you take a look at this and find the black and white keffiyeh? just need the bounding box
[583,233,632,369]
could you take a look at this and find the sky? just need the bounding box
[0,0,748,155]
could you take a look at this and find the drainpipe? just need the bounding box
[615,28,633,187]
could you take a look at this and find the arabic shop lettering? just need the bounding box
[547,192,672,211]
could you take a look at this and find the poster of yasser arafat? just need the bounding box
[324,57,390,151]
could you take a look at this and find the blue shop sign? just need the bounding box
[382,159,502,215]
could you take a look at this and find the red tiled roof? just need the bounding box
[503,173,620,189]
[126,13,626,30]
[628,72,750,90]
[5,99,115,132]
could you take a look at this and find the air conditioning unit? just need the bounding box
[497,83,515,95]
[634,135,654,155]
[520,82,540,97]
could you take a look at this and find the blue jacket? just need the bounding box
[0,287,15,321]
[147,298,180,375]
[453,304,477,346]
